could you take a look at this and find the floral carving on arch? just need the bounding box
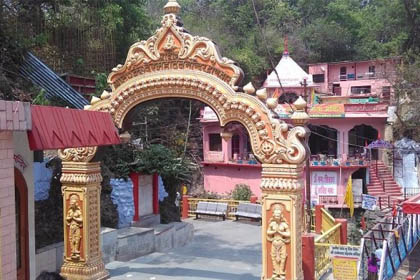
[87,8,309,166]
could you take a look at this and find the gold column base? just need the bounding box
[61,259,109,280]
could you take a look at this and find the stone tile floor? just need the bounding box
[106,218,262,280]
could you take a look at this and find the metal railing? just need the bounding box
[314,223,342,278]
[319,195,339,205]
[377,196,392,210]
[404,188,420,200]
[314,207,343,279]
[321,208,336,232]
[182,198,246,220]
[311,209,316,232]
[316,223,342,244]
[314,243,332,279]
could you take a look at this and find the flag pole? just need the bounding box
[303,78,312,233]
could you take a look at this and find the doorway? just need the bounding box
[349,124,378,159]
[15,168,29,280]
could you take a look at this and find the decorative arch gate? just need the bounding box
[58,1,310,279]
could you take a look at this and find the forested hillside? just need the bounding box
[148,0,420,86]
[0,0,419,133]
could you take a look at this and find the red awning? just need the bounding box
[402,193,420,214]
[28,105,120,150]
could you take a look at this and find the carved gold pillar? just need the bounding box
[261,97,309,280]
[261,164,305,280]
[59,147,109,280]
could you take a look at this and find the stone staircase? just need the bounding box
[367,160,402,208]
[393,241,420,279]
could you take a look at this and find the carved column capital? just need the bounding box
[60,161,102,185]
[261,164,305,193]
[58,146,98,163]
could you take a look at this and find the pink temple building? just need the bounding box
[201,50,399,207]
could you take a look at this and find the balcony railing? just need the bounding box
[310,155,368,167]
[333,72,389,82]
[404,188,420,200]
[344,103,388,113]
[319,195,363,206]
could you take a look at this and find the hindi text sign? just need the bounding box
[311,171,338,202]
[332,257,358,280]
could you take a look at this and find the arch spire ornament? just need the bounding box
[164,0,181,14]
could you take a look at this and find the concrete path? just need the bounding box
[106,219,262,280]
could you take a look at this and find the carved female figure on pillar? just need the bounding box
[267,204,290,280]
[67,194,83,259]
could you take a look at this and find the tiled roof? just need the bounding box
[28,105,120,150]
[0,100,32,131]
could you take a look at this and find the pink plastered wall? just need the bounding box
[309,117,385,157]
[309,60,396,96]
[0,131,17,280]
[303,168,359,206]
[202,123,225,162]
[203,164,262,197]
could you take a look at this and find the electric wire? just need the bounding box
[309,130,418,153]
[250,0,295,113]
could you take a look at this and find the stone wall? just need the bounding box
[33,161,53,201]
[110,178,135,228]
[35,222,194,277]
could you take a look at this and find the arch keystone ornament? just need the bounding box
[60,1,310,279]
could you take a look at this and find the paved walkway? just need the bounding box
[106,219,262,280]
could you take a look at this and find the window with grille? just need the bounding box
[313,74,325,83]
[231,134,240,156]
[209,134,222,151]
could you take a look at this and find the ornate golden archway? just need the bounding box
[59,1,310,279]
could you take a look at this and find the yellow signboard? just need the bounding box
[332,257,358,280]
[309,104,345,118]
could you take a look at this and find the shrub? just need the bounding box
[231,184,253,201]
[191,190,221,199]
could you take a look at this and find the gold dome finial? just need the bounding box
[164,0,181,14]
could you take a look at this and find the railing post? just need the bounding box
[182,195,190,219]
[335,219,348,245]
[315,205,324,234]
[302,233,315,280]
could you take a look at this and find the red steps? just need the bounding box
[367,161,402,208]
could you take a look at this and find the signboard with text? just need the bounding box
[311,171,338,202]
[332,257,358,280]
[309,104,345,118]
[353,179,363,198]
[362,194,377,210]
[330,245,361,258]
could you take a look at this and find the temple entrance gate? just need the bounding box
[58,1,310,279]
